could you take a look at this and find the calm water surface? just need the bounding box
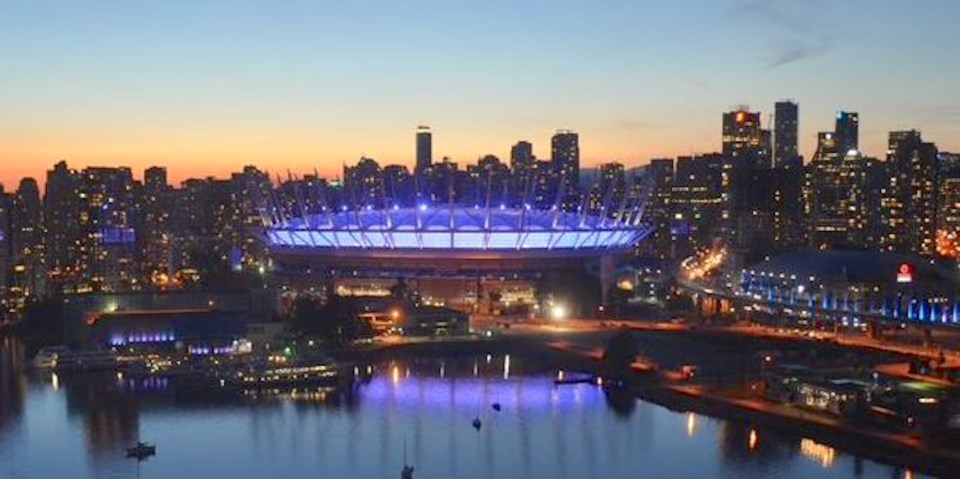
[0,338,935,479]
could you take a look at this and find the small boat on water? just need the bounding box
[33,347,118,372]
[401,465,415,479]
[126,441,156,460]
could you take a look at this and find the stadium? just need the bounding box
[264,202,653,314]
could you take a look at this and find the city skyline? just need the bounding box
[3,0,960,187]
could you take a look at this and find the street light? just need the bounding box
[550,304,568,321]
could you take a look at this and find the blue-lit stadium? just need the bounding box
[264,200,652,312]
[266,205,649,255]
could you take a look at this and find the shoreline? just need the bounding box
[336,336,960,479]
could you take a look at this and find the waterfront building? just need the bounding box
[68,289,276,350]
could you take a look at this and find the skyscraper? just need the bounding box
[774,101,799,168]
[344,157,384,208]
[136,166,173,286]
[808,133,869,249]
[0,187,13,301]
[11,178,44,296]
[550,130,580,210]
[834,111,859,154]
[937,153,960,257]
[44,161,82,290]
[415,126,432,175]
[721,108,785,255]
[78,166,138,292]
[510,141,536,205]
[879,130,939,255]
[722,109,767,169]
[510,141,534,169]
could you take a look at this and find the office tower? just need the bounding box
[721,108,798,256]
[834,111,859,154]
[774,101,799,168]
[722,109,767,169]
[11,178,44,296]
[510,141,536,205]
[727,166,804,255]
[644,158,675,259]
[878,130,939,255]
[671,153,724,254]
[44,161,82,291]
[808,133,869,249]
[415,126,432,175]
[551,130,580,210]
[136,167,173,286]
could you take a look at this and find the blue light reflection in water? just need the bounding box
[0,345,935,479]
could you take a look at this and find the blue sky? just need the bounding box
[0,0,958,185]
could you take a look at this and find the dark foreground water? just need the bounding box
[0,338,935,479]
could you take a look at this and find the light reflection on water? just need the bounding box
[0,341,935,479]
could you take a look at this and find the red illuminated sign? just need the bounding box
[896,263,913,284]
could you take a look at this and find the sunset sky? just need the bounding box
[1,0,958,188]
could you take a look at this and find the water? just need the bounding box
[0,338,935,479]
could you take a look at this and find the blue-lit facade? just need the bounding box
[266,206,649,253]
[737,251,960,328]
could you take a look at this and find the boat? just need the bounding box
[126,441,156,460]
[401,465,415,479]
[33,347,118,371]
[230,360,339,389]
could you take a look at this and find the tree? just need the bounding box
[534,269,602,318]
[290,295,373,344]
[602,330,638,371]
[14,296,65,343]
